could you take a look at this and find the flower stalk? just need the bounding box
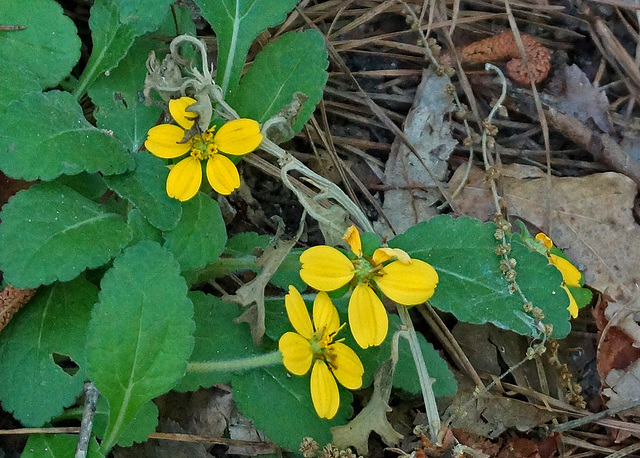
[187,351,283,373]
[396,304,441,445]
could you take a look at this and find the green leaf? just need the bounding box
[389,216,572,339]
[93,397,159,447]
[232,365,353,452]
[163,193,227,272]
[21,434,102,458]
[175,293,257,391]
[264,295,290,341]
[225,232,270,256]
[349,314,456,396]
[195,0,301,97]
[87,6,190,152]
[87,241,194,452]
[75,0,174,97]
[0,64,41,107]
[0,0,80,101]
[54,173,109,202]
[568,284,592,309]
[105,153,182,231]
[0,182,132,288]
[270,248,305,291]
[127,208,163,246]
[0,91,134,181]
[0,278,98,427]
[393,332,457,397]
[232,30,328,134]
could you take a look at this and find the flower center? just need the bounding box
[309,323,345,370]
[189,130,217,161]
[309,327,332,356]
[352,257,384,285]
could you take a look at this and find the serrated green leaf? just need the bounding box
[195,0,301,97]
[127,208,163,246]
[21,434,102,457]
[76,0,174,97]
[0,182,132,288]
[0,91,134,181]
[232,30,328,134]
[0,66,41,106]
[54,173,109,202]
[175,292,257,391]
[388,216,571,338]
[163,192,227,272]
[105,153,182,231]
[232,365,353,452]
[394,333,457,397]
[0,0,80,100]
[87,5,191,151]
[93,397,159,447]
[0,278,98,426]
[224,232,270,256]
[87,241,194,452]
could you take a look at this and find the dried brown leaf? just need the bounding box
[377,69,456,234]
[546,64,612,134]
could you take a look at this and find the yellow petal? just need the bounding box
[343,225,362,257]
[169,97,197,130]
[312,292,340,336]
[550,254,581,287]
[561,285,579,318]
[205,154,240,195]
[166,156,202,201]
[348,283,388,348]
[310,360,340,419]
[535,232,553,250]
[376,259,438,305]
[213,119,263,156]
[145,124,190,159]
[299,246,355,291]
[330,342,364,390]
[372,247,411,265]
[285,286,313,339]
[279,332,313,375]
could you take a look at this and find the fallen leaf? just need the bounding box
[496,435,558,458]
[331,359,403,454]
[377,69,456,234]
[225,235,299,345]
[445,372,557,438]
[546,64,613,134]
[454,429,502,457]
[449,166,640,301]
[593,295,640,380]
[602,359,640,417]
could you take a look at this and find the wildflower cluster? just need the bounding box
[299,226,439,348]
[279,225,439,418]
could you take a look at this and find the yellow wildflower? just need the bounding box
[144,97,263,201]
[535,233,581,318]
[278,286,364,419]
[299,225,439,348]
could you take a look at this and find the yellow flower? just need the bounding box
[535,233,581,318]
[144,97,263,201]
[299,225,439,348]
[278,286,364,420]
